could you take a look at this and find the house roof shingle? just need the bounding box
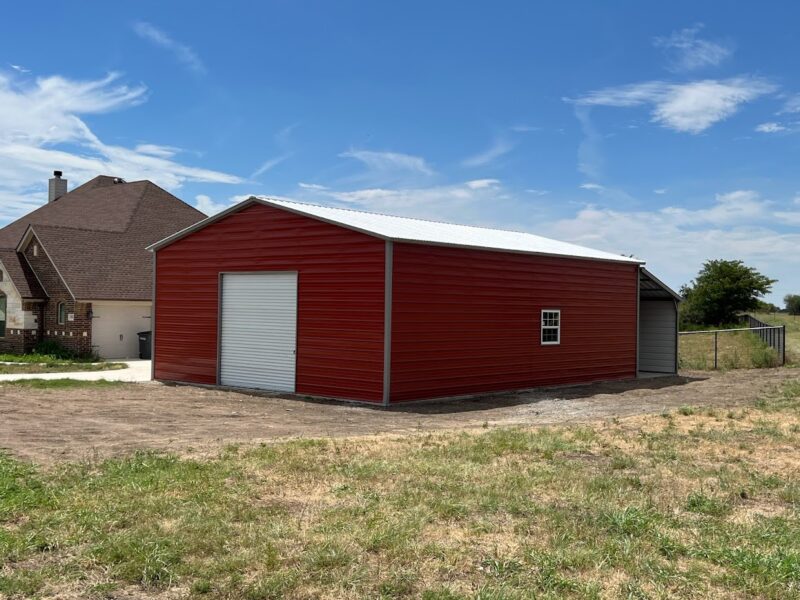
[0,176,205,301]
[0,249,46,299]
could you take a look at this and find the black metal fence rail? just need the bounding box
[746,315,786,365]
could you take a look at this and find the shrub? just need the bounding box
[785,294,800,316]
[32,340,75,360]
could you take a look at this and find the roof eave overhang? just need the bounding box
[640,266,682,302]
[147,196,644,266]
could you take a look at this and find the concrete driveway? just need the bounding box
[0,359,152,383]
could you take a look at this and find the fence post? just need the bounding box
[714,331,718,369]
[783,325,787,366]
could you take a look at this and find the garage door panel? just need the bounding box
[92,303,151,359]
[638,300,677,373]
[220,272,297,392]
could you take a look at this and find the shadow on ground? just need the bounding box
[199,374,707,415]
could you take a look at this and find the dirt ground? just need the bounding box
[1,368,798,465]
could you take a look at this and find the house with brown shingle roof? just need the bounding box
[0,172,205,358]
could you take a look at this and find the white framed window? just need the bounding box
[541,309,560,345]
[57,302,66,325]
[32,243,39,257]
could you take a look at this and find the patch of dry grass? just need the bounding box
[1,380,800,599]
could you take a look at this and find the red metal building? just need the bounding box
[149,198,679,404]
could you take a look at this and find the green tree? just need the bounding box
[786,294,800,315]
[680,260,775,326]
[756,300,780,314]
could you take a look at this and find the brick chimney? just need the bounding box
[48,170,67,203]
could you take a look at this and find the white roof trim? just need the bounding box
[148,196,644,265]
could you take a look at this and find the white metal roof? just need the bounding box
[258,197,643,264]
[149,196,643,264]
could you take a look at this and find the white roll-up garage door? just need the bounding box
[639,300,677,374]
[220,272,298,392]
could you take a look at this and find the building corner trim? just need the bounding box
[151,252,156,381]
[635,266,640,377]
[382,240,393,406]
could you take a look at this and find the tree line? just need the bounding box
[679,259,797,327]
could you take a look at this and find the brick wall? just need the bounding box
[0,327,39,354]
[22,235,93,356]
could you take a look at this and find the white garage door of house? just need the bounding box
[92,303,152,359]
[639,300,677,374]
[219,272,298,392]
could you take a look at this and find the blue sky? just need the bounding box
[1,1,799,303]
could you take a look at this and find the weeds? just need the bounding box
[0,380,799,598]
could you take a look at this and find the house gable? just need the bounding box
[19,228,74,300]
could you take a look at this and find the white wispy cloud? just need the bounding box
[274,123,300,145]
[579,183,605,191]
[572,77,776,134]
[551,190,798,301]
[755,122,787,133]
[780,95,800,114]
[526,189,549,196]
[654,188,667,194]
[574,106,604,178]
[653,24,732,72]
[132,21,206,75]
[773,210,800,225]
[465,178,500,189]
[251,154,291,178]
[0,71,241,221]
[134,143,181,158]
[462,137,515,167]
[9,64,30,74]
[194,193,251,216]
[293,179,527,225]
[298,182,328,191]
[340,149,434,176]
[510,124,540,133]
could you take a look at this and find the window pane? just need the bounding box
[542,328,559,343]
[542,312,560,327]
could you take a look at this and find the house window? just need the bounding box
[57,302,66,325]
[0,293,6,336]
[541,309,561,345]
[32,244,39,257]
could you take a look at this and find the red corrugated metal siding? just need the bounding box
[390,243,638,402]
[154,203,386,402]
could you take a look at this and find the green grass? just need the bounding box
[754,313,800,366]
[679,328,782,370]
[0,362,125,374]
[1,381,800,598]
[0,352,126,374]
[0,378,125,389]
[0,353,101,364]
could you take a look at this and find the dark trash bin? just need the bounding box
[138,331,152,360]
